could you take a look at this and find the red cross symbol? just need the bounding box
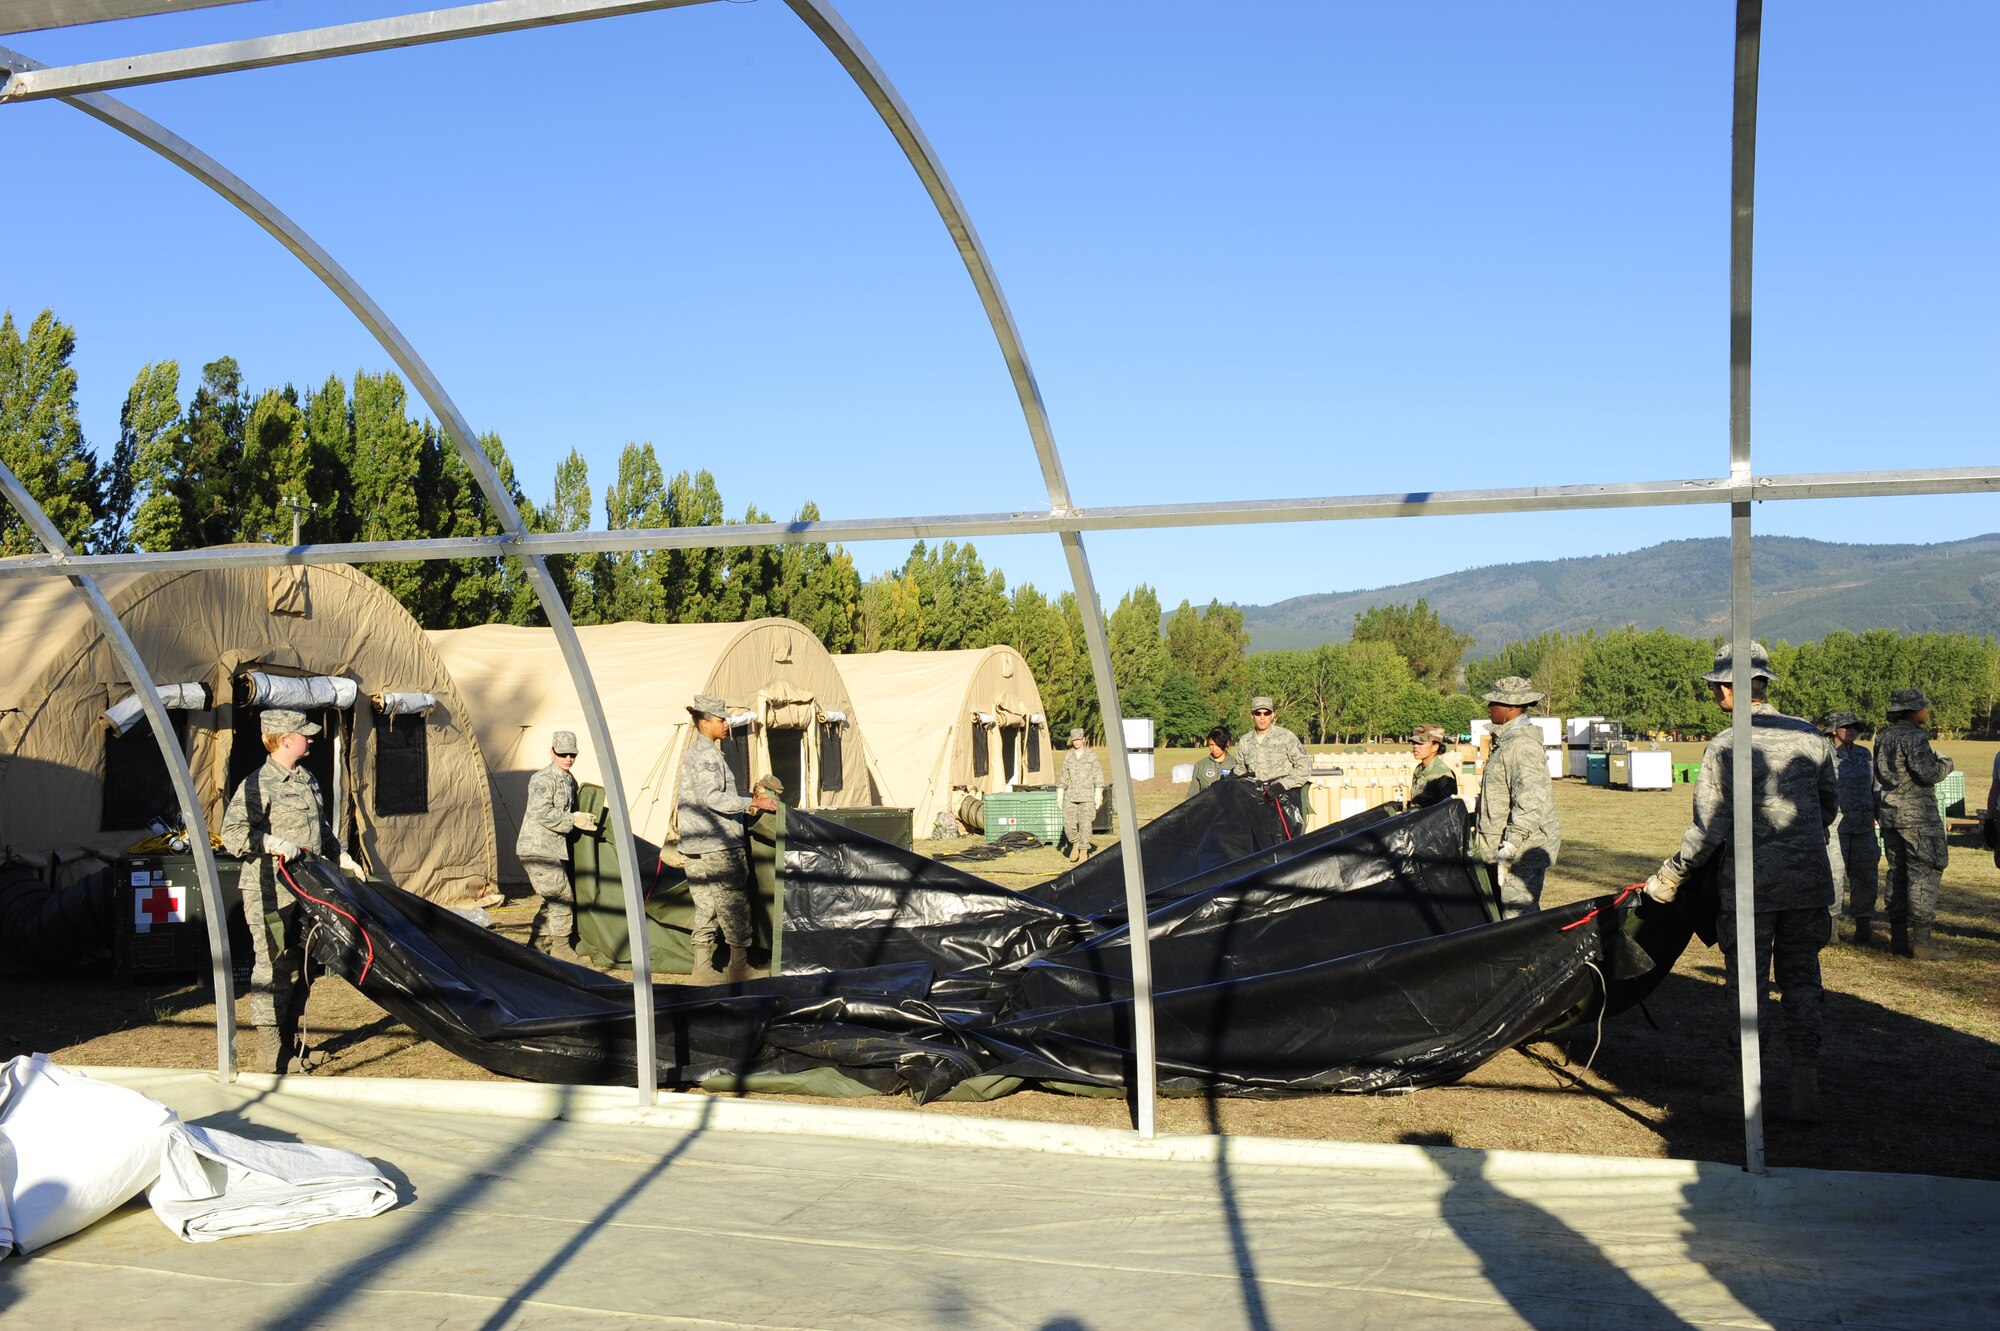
[136,885,182,932]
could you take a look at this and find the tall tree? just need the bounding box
[0,309,97,554]
[349,369,426,607]
[602,442,670,622]
[662,468,724,621]
[1107,584,1168,731]
[172,356,249,549]
[541,448,596,623]
[104,359,182,553]
[1351,599,1474,692]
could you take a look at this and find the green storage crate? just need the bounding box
[814,806,914,849]
[112,854,246,985]
[1938,770,1966,819]
[983,790,1063,843]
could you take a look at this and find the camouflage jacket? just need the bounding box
[1472,716,1559,862]
[1187,752,1232,796]
[1873,719,1952,830]
[1409,755,1458,808]
[1830,741,1877,831]
[1059,748,1104,804]
[1656,703,1837,909]
[1235,724,1310,791]
[221,757,336,862]
[515,761,578,862]
[678,733,756,854]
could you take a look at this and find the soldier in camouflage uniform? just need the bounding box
[515,730,596,962]
[1407,723,1459,809]
[1059,728,1105,862]
[1643,643,1838,1122]
[678,694,778,983]
[1472,677,1559,917]
[1824,710,1883,944]
[221,707,364,1074]
[1875,688,1955,961]
[1237,696,1311,832]
[1186,725,1234,799]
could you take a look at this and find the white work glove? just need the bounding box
[1055,787,1067,804]
[264,836,302,861]
[571,811,599,832]
[1642,873,1678,904]
[338,850,366,879]
[1093,788,1104,811]
[1494,841,1517,864]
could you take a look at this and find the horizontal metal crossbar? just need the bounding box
[2,465,1991,579]
[0,0,717,100]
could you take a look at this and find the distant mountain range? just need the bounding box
[1238,534,2000,657]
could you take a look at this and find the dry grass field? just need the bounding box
[7,740,1995,1179]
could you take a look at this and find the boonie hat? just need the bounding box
[259,708,321,736]
[1888,688,1932,715]
[1824,710,1861,732]
[552,729,579,755]
[1249,696,1275,713]
[688,693,730,720]
[1702,642,1774,684]
[1482,676,1544,707]
[1068,727,1087,742]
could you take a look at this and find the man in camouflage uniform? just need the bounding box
[1875,688,1955,961]
[1824,710,1883,945]
[221,707,364,1074]
[1237,695,1311,832]
[678,694,778,983]
[1472,677,1559,917]
[516,730,596,962]
[1185,725,1234,799]
[1059,727,1105,863]
[1643,643,1838,1122]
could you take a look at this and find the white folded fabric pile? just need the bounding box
[0,1054,396,1258]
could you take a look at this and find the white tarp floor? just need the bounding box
[5,1068,1997,1331]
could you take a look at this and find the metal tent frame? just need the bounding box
[2,0,1995,1169]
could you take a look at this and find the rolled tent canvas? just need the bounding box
[428,619,871,884]
[0,561,497,903]
[834,646,1052,836]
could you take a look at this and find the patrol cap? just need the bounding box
[259,708,321,736]
[1249,696,1275,713]
[1824,710,1861,732]
[551,729,579,755]
[1481,676,1544,707]
[1702,641,1774,684]
[688,693,730,720]
[755,773,785,794]
[1888,688,1932,715]
[1411,723,1448,745]
[1068,727,1087,742]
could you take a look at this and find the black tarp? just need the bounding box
[286,792,1657,1102]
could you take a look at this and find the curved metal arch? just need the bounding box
[0,42,665,1098]
[0,458,239,1083]
[783,0,1159,1135]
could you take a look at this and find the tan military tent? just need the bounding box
[0,563,497,902]
[833,646,1053,836]
[427,619,872,883]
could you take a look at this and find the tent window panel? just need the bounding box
[1001,726,1023,784]
[971,725,990,779]
[101,712,191,832]
[1027,723,1041,772]
[767,729,804,807]
[374,717,430,816]
[721,728,752,795]
[818,722,843,793]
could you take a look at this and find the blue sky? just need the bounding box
[3,1,1994,613]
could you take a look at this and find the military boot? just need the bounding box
[1889,919,1912,958]
[1788,1058,1822,1124]
[1851,919,1875,947]
[689,944,723,985]
[1910,926,1956,961]
[722,948,752,985]
[246,1028,287,1075]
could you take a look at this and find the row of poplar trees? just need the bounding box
[6,310,1996,742]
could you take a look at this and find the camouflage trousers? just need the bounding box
[686,845,752,948]
[1718,905,1831,1061]
[1837,828,1882,917]
[238,865,309,1044]
[1063,800,1095,855]
[1880,826,1946,929]
[1493,847,1551,919]
[523,858,574,944]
